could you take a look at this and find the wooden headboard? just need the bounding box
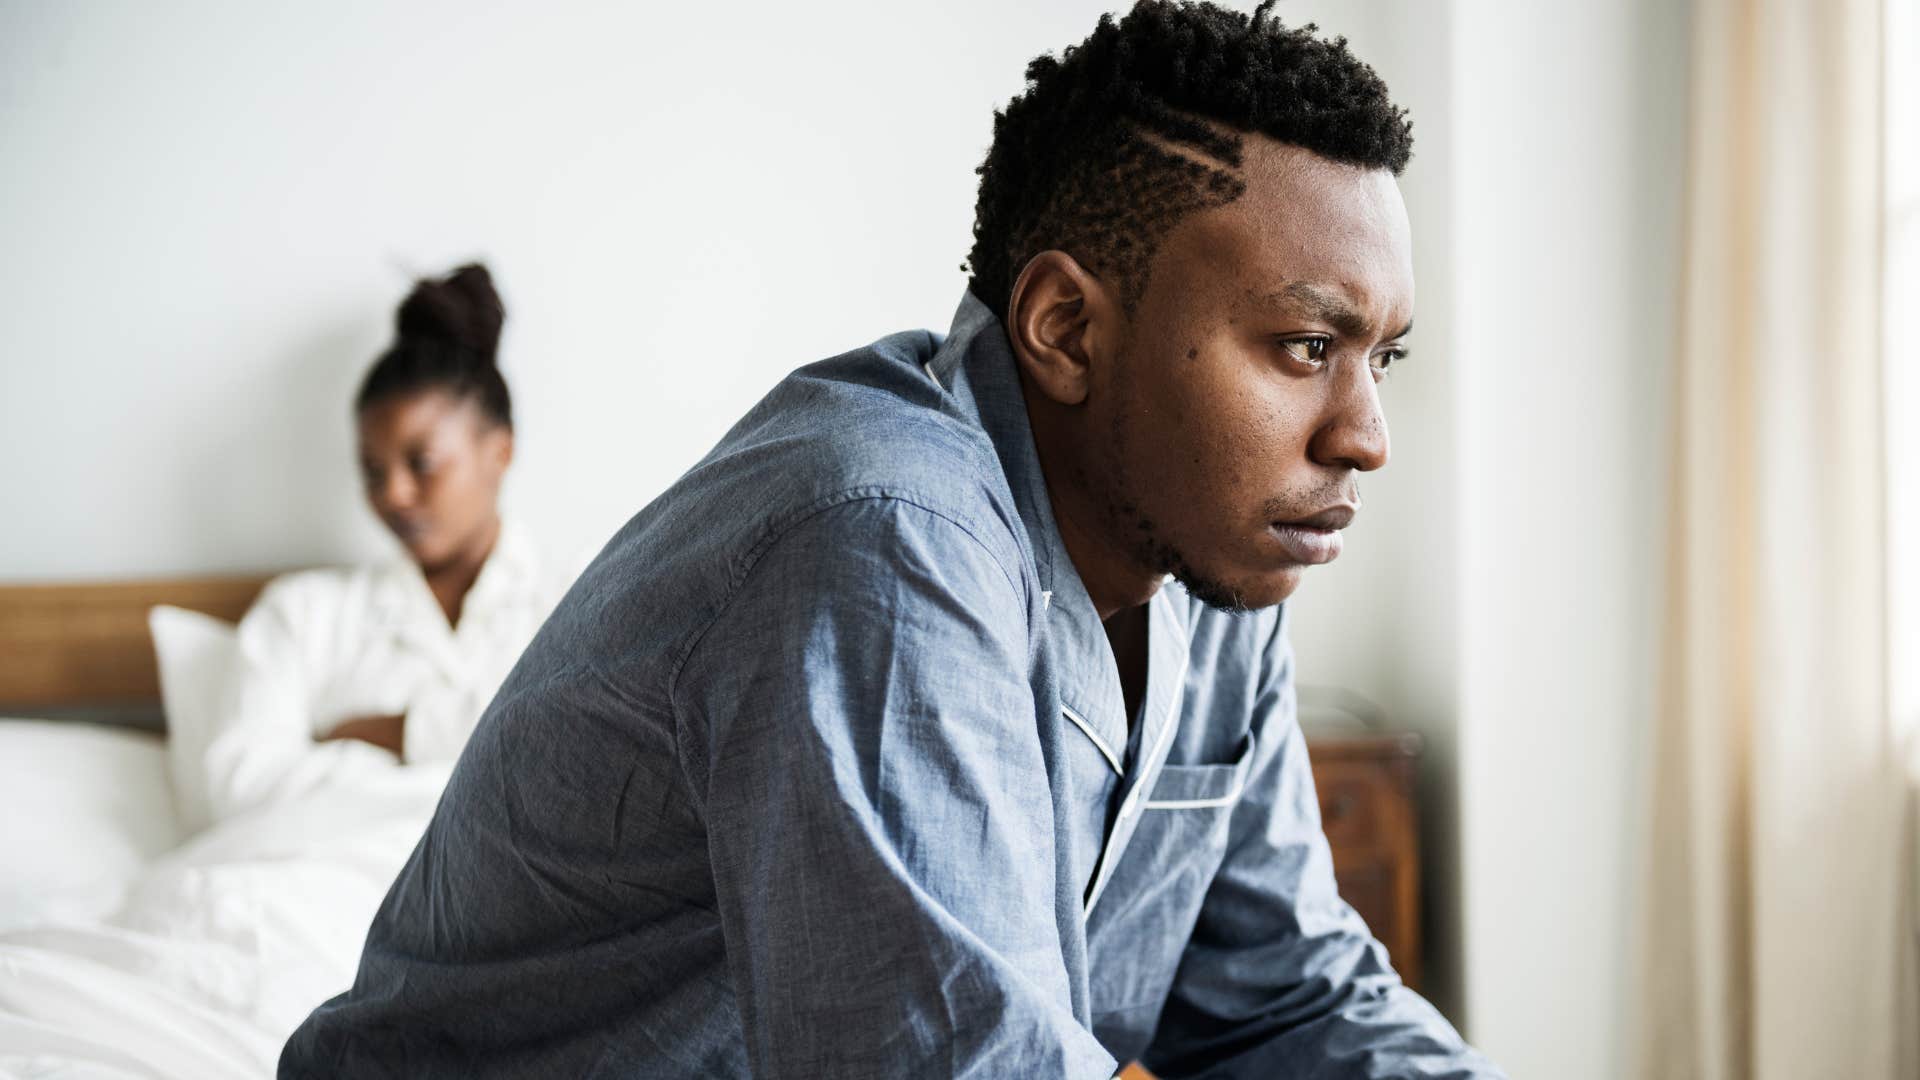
[0,576,272,712]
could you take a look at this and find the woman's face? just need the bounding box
[356,390,512,571]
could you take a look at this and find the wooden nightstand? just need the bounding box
[1305,731,1424,992]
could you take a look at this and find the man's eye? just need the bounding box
[1373,348,1408,377]
[1279,338,1329,363]
[409,455,435,476]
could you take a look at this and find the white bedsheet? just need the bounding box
[0,721,183,934]
[0,720,449,1079]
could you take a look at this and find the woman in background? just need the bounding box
[200,263,566,823]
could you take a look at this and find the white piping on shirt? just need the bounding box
[1061,704,1122,776]
[1083,590,1193,918]
[1112,589,1191,820]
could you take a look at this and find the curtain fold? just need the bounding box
[1638,0,1909,1076]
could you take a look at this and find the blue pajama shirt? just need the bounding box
[281,292,1502,1079]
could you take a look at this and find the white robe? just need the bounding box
[199,522,565,824]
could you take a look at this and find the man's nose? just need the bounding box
[1307,361,1390,473]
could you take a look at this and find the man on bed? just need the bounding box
[282,4,1500,1077]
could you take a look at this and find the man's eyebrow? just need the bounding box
[1255,282,1408,343]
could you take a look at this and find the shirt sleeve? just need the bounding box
[200,578,397,822]
[674,495,1118,1080]
[1142,610,1506,1079]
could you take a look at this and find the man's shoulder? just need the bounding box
[675,330,1017,545]
[554,329,1032,661]
[730,332,997,496]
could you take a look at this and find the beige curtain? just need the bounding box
[1638,0,1913,1077]
[1890,0,1920,1067]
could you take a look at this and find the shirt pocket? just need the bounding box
[1143,728,1256,810]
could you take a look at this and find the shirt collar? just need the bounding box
[927,291,1132,761]
[460,518,540,618]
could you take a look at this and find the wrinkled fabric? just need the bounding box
[281,293,1502,1079]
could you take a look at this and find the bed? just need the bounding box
[0,577,451,1079]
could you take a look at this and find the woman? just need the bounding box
[199,264,565,824]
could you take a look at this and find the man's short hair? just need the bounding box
[964,0,1415,319]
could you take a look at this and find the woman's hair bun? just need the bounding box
[394,262,504,364]
[358,261,514,428]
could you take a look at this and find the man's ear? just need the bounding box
[1006,251,1122,407]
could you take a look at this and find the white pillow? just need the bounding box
[0,718,182,931]
[149,604,239,834]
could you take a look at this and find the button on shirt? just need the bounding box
[281,293,1503,1079]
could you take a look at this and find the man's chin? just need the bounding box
[1173,564,1303,614]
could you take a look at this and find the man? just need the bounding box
[283,3,1502,1076]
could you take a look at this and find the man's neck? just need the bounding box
[1103,601,1150,728]
[1017,373,1163,620]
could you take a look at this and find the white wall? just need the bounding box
[1449,1,1687,1077]
[0,0,1120,577]
[0,2,1689,1076]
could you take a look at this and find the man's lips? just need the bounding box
[1280,505,1356,531]
[1267,504,1357,564]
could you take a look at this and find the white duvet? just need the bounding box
[0,722,448,1080]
